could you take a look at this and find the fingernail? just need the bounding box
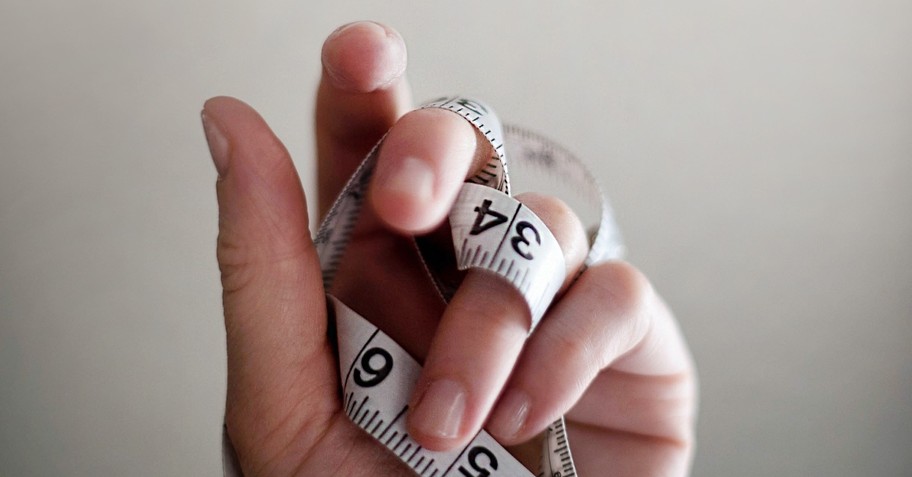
[327,20,376,40]
[376,156,435,202]
[410,379,466,439]
[322,21,406,92]
[488,390,530,439]
[201,111,229,176]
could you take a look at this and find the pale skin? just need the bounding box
[201,21,697,477]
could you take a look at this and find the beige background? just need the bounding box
[1,1,910,475]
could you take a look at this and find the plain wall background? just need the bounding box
[2,1,910,475]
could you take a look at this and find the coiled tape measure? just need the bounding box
[223,97,624,476]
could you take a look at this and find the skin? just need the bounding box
[201,21,697,477]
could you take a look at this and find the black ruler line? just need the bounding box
[439,441,475,477]
[353,396,369,422]
[378,406,408,441]
[491,202,523,262]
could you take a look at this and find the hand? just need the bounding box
[202,21,697,477]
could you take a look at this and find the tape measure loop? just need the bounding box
[449,183,565,331]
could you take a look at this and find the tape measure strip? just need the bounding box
[332,296,533,476]
[498,126,624,266]
[223,97,624,476]
[449,183,565,330]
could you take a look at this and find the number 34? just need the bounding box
[469,199,541,261]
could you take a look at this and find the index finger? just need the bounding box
[315,21,413,216]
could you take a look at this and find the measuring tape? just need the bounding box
[222,97,624,476]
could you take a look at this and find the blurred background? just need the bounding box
[1,1,910,475]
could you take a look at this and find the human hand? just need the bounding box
[202,21,697,476]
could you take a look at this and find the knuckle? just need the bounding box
[584,261,656,360]
[216,226,314,296]
[589,261,653,319]
[216,231,256,295]
[540,317,604,391]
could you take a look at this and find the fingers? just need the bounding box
[316,21,412,216]
[202,97,338,472]
[486,261,697,446]
[370,108,492,234]
[317,21,489,234]
[406,194,588,450]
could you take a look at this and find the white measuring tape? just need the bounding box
[223,97,624,476]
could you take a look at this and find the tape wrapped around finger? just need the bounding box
[449,183,565,331]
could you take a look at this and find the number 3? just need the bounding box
[511,221,540,260]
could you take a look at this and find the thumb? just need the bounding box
[202,97,338,473]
